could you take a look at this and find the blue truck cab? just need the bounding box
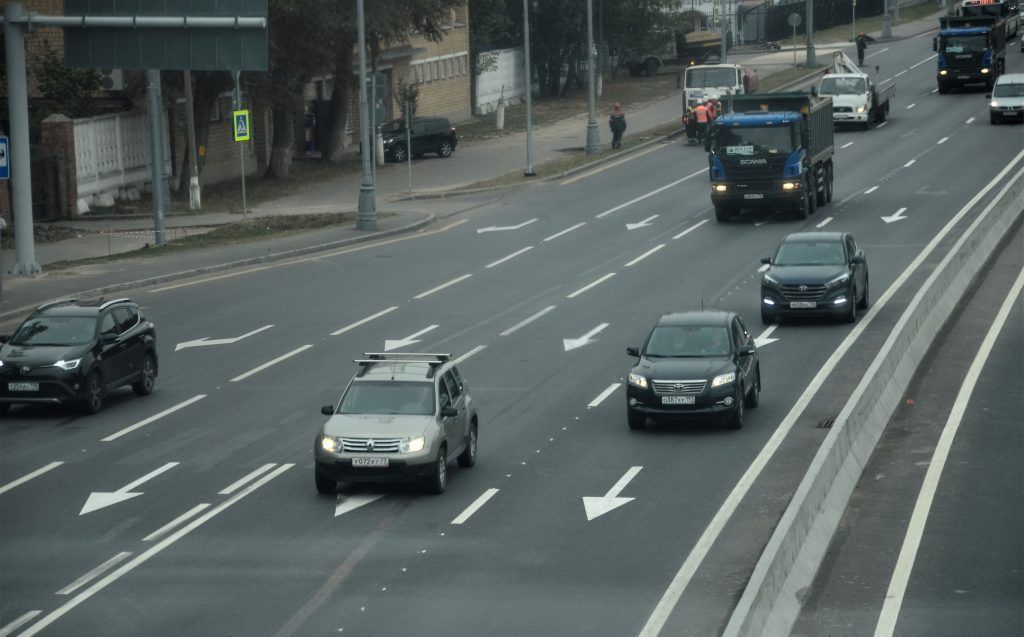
[706,93,834,222]
[934,15,1007,91]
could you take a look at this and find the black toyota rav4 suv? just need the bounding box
[380,117,458,162]
[0,298,158,416]
[627,310,761,430]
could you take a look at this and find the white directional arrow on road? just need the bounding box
[384,325,439,351]
[476,218,538,234]
[175,325,274,351]
[881,207,909,224]
[626,214,659,230]
[583,466,642,521]
[335,493,386,517]
[754,325,779,349]
[80,462,179,515]
[563,323,609,352]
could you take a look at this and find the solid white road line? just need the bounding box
[56,552,133,596]
[625,244,666,267]
[20,464,294,637]
[486,246,534,268]
[906,103,917,110]
[219,463,279,495]
[673,219,709,240]
[865,186,879,194]
[909,54,937,70]
[638,150,1024,637]
[876,122,889,129]
[331,306,398,336]
[0,611,42,637]
[815,216,834,229]
[561,142,672,186]
[544,222,586,242]
[895,70,908,77]
[874,266,1024,637]
[904,159,916,167]
[0,461,64,496]
[588,383,621,408]
[231,346,313,382]
[500,305,558,337]
[866,47,890,59]
[414,273,473,299]
[453,345,486,366]
[451,488,500,525]
[101,395,206,442]
[596,168,707,218]
[966,117,975,124]
[142,504,211,542]
[937,137,949,145]
[567,273,616,298]
[841,141,855,149]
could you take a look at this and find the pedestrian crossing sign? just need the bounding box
[233,110,250,142]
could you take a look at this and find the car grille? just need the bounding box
[833,106,853,113]
[653,380,706,395]
[340,437,403,453]
[781,283,828,302]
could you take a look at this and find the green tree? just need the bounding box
[33,42,102,118]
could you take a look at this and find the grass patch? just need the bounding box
[812,2,944,44]
[757,65,826,93]
[457,72,683,144]
[44,213,363,269]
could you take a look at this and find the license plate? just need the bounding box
[957,75,969,79]
[744,193,764,200]
[8,382,39,391]
[352,457,389,468]
[662,395,695,405]
[790,301,816,309]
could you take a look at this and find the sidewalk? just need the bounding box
[0,8,944,324]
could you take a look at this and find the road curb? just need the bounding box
[723,163,1024,636]
[0,212,437,323]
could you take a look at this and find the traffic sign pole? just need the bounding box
[146,69,167,246]
[233,72,248,220]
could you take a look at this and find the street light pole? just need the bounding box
[355,0,377,230]
[523,0,535,176]
[882,0,892,38]
[585,0,600,156]
[806,0,816,66]
[720,0,728,63]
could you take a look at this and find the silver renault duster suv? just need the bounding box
[314,353,478,495]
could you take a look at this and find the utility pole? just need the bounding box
[585,0,600,155]
[182,70,201,211]
[806,0,816,66]
[720,0,728,63]
[523,0,535,176]
[146,69,167,246]
[882,0,892,38]
[356,0,377,230]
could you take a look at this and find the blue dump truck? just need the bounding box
[934,15,1007,92]
[706,93,835,222]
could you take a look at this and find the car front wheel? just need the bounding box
[80,371,104,415]
[457,423,478,468]
[132,353,157,396]
[426,446,448,494]
[726,387,744,429]
[628,409,646,430]
[314,470,336,495]
[745,366,760,408]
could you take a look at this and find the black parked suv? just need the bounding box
[0,298,158,416]
[627,310,761,430]
[760,231,869,324]
[380,117,457,162]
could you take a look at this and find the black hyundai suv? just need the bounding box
[0,298,158,416]
[760,231,869,324]
[626,310,761,430]
[380,117,458,162]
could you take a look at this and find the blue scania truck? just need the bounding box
[934,15,1007,92]
[706,93,834,222]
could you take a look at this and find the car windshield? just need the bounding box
[10,316,96,346]
[715,125,795,156]
[774,240,847,266]
[942,35,987,54]
[645,325,731,358]
[337,381,435,415]
[685,67,737,88]
[994,82,1024,97]
[819,77,866,94]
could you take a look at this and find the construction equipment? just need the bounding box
[817,51,895,129]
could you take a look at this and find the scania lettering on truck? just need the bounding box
[706,93,835,222]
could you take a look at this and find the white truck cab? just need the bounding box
[683,64,757,110]
[818,51,894,129]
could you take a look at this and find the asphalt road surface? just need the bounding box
[2,35,1022,637]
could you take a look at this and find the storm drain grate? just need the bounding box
[817,418,836,429]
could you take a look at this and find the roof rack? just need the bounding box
[36,298,79,312]
[98,297,131,310]
[354,353,452,378]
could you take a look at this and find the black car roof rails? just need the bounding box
[354,353,452,378]
[35,298,79,312]
[98,297,131,310]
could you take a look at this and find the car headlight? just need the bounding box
[0,360,4,368]
[981,68,990,74]
[939,69,948,76]
[991,100,999,108]
[826,273,851,288]
[54,358,81,371]
[320,435,339,453]
[856,105,866,113]
[782,181,800,190]
[628,372,649,389]
[713,184,727,193]
[400,436,426,453]
[763,273,781,288]
[711,372,736,388]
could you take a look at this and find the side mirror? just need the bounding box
[986,93,992,99]
[810,85,818,97]
[441,405,458,418]
[760,256,772,265]
[851,255,865,264]
[739,345,756,357]
[102,333,119,344]
[0,334,8,344]
[626,345,640,357]
[321,405,334,416]
[932,37,938,52]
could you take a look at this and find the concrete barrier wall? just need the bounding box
[723,159,1024,637]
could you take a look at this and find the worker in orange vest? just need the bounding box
[694,102,709,142]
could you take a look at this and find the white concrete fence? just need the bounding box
[475,48,526,115]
